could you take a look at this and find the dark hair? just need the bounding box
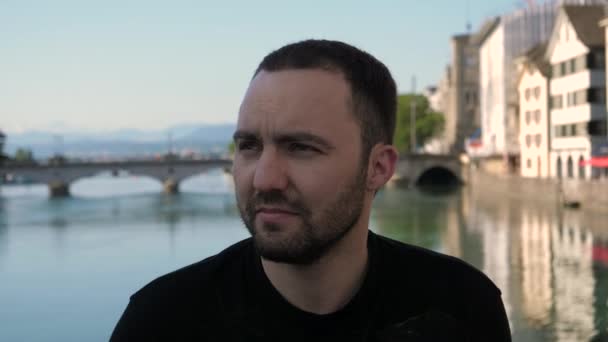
[254,39,397,156]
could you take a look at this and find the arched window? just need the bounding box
[578,156,586,179]
[557,156,562,179]
[567,156,574,178]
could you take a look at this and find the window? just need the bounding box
[576,89,587,106]
[550,95,563,109]
[553,64,562,78]
[587,119,607,136]
[534,87,541,100]
[527,158,532,168]
[565,90,586,107]
[535,134,541,147]
[560,62,566,76]
[534,110,541,124]
[588,88,606,104]
[587,50,606,69]
[557,156,562,179]
[569,59,576,74]
[576,55,587,71]
[525,111,531,125]
[567,156,574,178]
[566,93,572,107]
[526,134,532,147]
[525,88,531,101]
[579,156,586,179]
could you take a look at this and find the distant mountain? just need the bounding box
[3,123,236,158]
[178,124,236,142]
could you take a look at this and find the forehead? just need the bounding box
[237,69,358,136]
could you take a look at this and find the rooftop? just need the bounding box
[563,5,606,47]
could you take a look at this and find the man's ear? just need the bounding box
[366,144,398,191]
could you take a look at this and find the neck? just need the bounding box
[260,216,370,315]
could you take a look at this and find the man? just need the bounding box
[111,39,511,341]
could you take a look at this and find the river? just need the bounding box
[0,170,607,341]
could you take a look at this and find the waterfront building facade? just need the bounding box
[547,5,607,179]
[476,0,608,172]
[443,34,481,154]
[517,44,552,178]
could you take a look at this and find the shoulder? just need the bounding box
[371,232,500,295]
[131,237,252,305]
[111,239,254,341]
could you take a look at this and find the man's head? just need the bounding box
[254,39,397,158]
[232,39,398,264]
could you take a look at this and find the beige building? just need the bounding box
[547,5,607,180]
[516,44,552,178]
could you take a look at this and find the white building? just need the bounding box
[547,5,607,179]
[517,44,552,178]
[423,86,442,113]
[476,0,607,166]
[478,4,558,161]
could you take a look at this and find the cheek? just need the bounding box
[289,158,361,204]
[233,162,253,200]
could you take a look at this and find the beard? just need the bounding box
[236,163,368,265]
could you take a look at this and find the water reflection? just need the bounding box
[1,176,607,341]
[520,207,552,327]
[553,211,595,341]
[0,198,7,263]
[373,187,608,341]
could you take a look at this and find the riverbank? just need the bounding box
[466,167,608,213]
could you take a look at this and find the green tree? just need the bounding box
[14,148,34,162]
[228,141,235,155]
[394,93,444,153]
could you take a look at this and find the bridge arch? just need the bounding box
[412,165,462,188]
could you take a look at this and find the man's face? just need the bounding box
[233,69,369,264]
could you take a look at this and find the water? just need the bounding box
[1,172,607,341]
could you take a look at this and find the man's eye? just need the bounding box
[238,141,259,151]
[288,143,318,153]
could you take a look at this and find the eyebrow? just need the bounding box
[232,130,335,150]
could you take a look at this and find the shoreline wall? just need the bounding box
[466,166,608,213]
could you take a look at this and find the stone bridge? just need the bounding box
[1,159,232,197]
[391,154,463,188]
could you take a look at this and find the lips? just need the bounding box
[257,207,297,215]
[255,207,299,223]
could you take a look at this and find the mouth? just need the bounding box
[255,207,299,223]
[256,207,298,215]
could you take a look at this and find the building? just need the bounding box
[516,44,552,178]
[478,3,558,163]
[476,0,607,167]
[547,5,607,180]
[442,34,481,154]
[423,86,442,113]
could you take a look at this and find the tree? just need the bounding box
[14,148,34,163]
[228,141,235,155]
[393,93,444,153]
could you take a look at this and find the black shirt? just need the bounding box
[111,231,511,341]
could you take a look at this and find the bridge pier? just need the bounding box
[49,181,70,197]
[163,179,180,194]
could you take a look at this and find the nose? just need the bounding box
[252,147,288,192]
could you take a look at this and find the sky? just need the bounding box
[1,0,520,133]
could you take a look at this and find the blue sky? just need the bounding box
[1,0,518,133]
